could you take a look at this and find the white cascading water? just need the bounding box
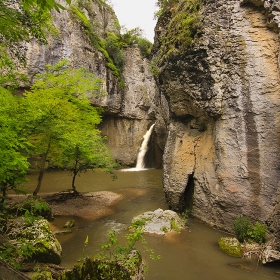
[135,124,155,169]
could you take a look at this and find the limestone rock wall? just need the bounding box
[154,0,280,234]
[24,0,165,167]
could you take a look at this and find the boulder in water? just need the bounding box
[218,237,242,258]
[131,208,185,235]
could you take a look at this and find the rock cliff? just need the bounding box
[153,0,280,237]
[25,0,165,167]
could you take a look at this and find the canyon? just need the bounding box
[25,0,280,243]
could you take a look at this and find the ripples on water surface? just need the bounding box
[24,169,280,280]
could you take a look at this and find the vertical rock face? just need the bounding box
[153,0,280,234]
[25,0,166,167]
[99,46,165,166]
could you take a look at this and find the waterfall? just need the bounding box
[136,124,155,169]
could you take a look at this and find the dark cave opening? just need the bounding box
[182,173,195,212]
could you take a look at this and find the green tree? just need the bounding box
[0,88,30,207]
[62,127,118,193]
[23,59,107,195]
[120,27,152,58]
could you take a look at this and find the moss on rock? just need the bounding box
[59,256,144,280]
[218,237,242,258]
[8,217,62,264]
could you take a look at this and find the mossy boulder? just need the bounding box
[59,255,144,280]
[218,237,242,258]
[8,217,62,264]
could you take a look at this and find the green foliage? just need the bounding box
[31,270,53,280]
[161,226,168,233]
[69,3,124,83]
[130,218,150,229]
[11,196,52,219]
[248,222,267,245]
[152,0,202,71]
[99,228,160,274]
[170,218,181,233]
[70,5,91,29]
[0,88,30,207]
[104,31,125,70]
[24,209,38,226]
[233,216,253,243]
[70,2,152,84]
[23,59,109,195]
[233,216,267,244]
[120,27,152,58]
[136,37,153,59]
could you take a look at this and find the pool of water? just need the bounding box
[24,169,280,279]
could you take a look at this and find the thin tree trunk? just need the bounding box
[33,139,51,196]
[33,168,45,196]
[1,186,7,209]
[71,170,78,194]
[71,153,79,194]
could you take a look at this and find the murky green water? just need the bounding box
[24,169,280,279]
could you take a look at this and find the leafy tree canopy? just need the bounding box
[22,59,114,195]
[0,87,30,207]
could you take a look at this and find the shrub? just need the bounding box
[233,216,252,243]
[104,32,124,70]
[232,216,267,244]
[250,222,267,245]
[136,37,153,59]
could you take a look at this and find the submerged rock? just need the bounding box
[63,219,75,228]
[132,208,185,235]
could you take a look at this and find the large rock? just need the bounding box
[132,208,185,235]
[8,217,62,264]
[59,255,144,280]
[153,0,280,238]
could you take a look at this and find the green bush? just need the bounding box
[136,37,152,59]
[11,196,52,220]
[249,222,267,244]
[232,216,267,244]
[233,216,252,243]
[152,0,202,68]
[104,32,124,70]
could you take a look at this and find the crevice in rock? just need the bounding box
[182,173,195,213]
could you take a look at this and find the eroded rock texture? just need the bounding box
[153,0,280,236]
[25,0,165,167]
